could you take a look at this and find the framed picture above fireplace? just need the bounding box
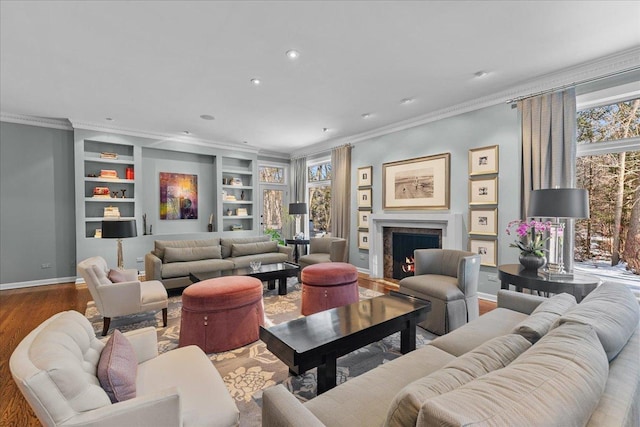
[383,152,450,209]
[469,238,497,267]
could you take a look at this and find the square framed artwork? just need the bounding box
[357,188,372,208]
[469,239,497,267]
[358,231,370,250]
[357,166,373,187]
[357,210,370,229]
[469,177,498,205]
[383,152,450,209]
[159,172,198,220]
[469,145,499,176]
[469,208,498,236]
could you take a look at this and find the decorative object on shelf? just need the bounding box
[357,188,372,208]
[149,224,152,235]
[222,177,229,185]
[101,219,137,269]
[383,153,450,209]
[527,188,590,278]
[241,190,245,200]
[103,206,121,218]
[468,145,499,176]
[208,213,214,232]
[230,177,243,186]
[289,202,307,238]
[469,176,498,205]
[357,166,372,187]
[111,191,118,198]
[159,172,198,220]
[142,213,148,235]
[100,169,118,179]
[100,152,118,160]
[469,238,498,267]
[231,224,243,231]
[93,187,111,198]
[94,229,102,238]
[469,208,498,236]
[227,208,233,216]
[236,208,248,216]
[125,167,134,180]
[120,189,126,198]
[506,219,551,270]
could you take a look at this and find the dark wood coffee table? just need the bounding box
[189,262,299,295]
[260,291,431,394]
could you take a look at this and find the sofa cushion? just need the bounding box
[385,334,531,427]
[153,238,220,260]
[97,330,137,403]
[108,268,138,283]
[555,283,639,361]
[231,240,278,257]
[511,292,577,343]
[161,259,235,279]
[163,246,222,263]
[220,236,270,258]
[417,323,609,426]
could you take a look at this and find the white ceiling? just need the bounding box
[1,1,639,157]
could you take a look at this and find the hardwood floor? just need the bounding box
[0,276,495,426]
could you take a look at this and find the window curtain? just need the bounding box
[518,88,577,271]
[330,145,351,242]
[289,156,306,238]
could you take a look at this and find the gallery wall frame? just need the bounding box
[358,230,370,250]
[357,188,372,208]
[469,176,498,205]
[469,238,497,267]
[357,166,373,187]
[357,210,370,229]
[469,145,499,176]
[383,152,450,209]
[469,208,498,236]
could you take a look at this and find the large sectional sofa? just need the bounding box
[145,236,292,289]
[263,283,640,426]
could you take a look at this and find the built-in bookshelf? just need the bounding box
[221,156,254,232]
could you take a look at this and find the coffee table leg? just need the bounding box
[317,352,337,394]
[400,318,417,354]
[267,280,276,291]
[278,277,287,295]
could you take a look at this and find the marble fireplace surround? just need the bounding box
[368,213,464,278]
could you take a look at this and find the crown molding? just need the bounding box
[292,47,640,158]
[0,112,73,130]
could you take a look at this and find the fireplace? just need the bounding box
[384,228,442,280]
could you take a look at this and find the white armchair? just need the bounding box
[77,256,168,336]
[9,310,239,427]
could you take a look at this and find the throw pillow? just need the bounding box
[511,292,577,343]
[384,334,531,427]
[97,329,137,403]
[163,246,222,263]
[231,240,278,257]
[107,269,138,283]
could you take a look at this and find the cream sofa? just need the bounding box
[10,310,239,427]
[145,236,293,289]
[263,283,640,426]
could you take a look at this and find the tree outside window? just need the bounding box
[307,160,331,234]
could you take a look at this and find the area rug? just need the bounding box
[85,279,434,426]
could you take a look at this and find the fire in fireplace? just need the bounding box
[392,232,440,280]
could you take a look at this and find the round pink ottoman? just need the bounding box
[301,262,359,315]
[179,276,264,353]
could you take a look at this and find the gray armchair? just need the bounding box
[77,256,168,336]
[298,237,348,269]
[399,249,481,335]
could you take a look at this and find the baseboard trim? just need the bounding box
[478,291,497,303]
[0,276,78,291]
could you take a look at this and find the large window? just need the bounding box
[259,164,287,237]
[307,159,332,235]
[575,98,640,282]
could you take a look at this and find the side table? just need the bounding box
[286,239,310,264]
[498,264,601,303]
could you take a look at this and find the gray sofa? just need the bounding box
[145,236,293,289]
[263,283,640,426]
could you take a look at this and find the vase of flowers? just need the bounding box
[506,220,551,270]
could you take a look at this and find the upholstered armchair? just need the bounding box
[298,237,348,270]
[10,310,239,427]
[77,256,168,336]
[399,249,481,335]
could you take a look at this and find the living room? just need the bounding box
[1,1,639,426]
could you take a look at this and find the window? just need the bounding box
[259,165,285,184]
[258,163,287,238]
[307,159,331,235]
[575,96,640,289]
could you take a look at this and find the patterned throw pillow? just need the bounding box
[97,330,137,403]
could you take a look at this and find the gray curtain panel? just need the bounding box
[330,144,352,242]
[518,88,577,271]
[290,156,307,238]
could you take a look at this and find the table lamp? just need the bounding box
[102,219,137,269]
[289,202,307,239]
[528,188,589,278]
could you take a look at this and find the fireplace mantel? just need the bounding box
[368,213,464,278]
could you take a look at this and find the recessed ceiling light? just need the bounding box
[286,49,300,59]
[474,71,488,78]
[322,128,329,132]
[183,131,190,135]
[251,78,261,85]
[400,97,415,105]
[200,114,215,120]
[361,113,371,119]
[105,117,113,121]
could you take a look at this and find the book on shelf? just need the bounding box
[100,152,118,160]
[236,208,248,216]
[99,169,118,179]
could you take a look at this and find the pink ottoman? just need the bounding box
[179,276,264,353]
[301,262,359,315]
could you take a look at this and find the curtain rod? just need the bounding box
[506,66,640,105]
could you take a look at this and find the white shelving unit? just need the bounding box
[221,157,254,232]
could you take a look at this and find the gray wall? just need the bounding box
[0,122,76,285]
[349,103,521,296]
